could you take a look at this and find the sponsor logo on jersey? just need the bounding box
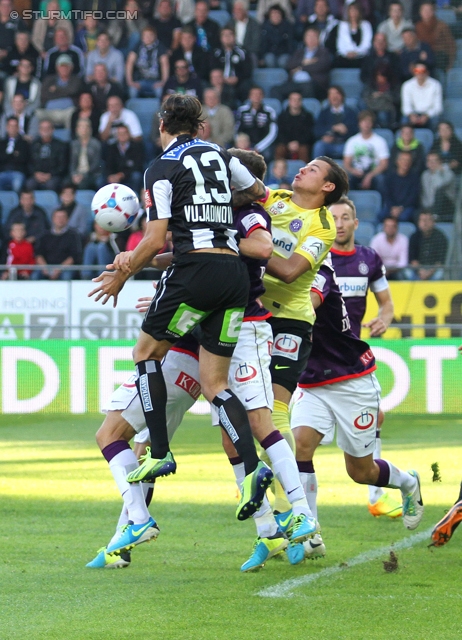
[359,349,374,367]
[144,189,153,208]
[272,227,296,257]
[359,261,369,275]
[272,333,302,361]
[175,372,201,400]
[353,410,375,430]
[290,218,303,232]
[162,138,221,160]
[269,200,286,215]
[336,276,368,297]
[300,236,326,263]
[234,363,258,383]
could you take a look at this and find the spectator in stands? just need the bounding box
[271,26,331,101]
[420,152,456,222]
[69,118,103,191]
[3,59,41,117]
[431,121,462,176]
[81,222,116,280]
[415,1,456,71]
[74,14,101,55]
[44,27,85,77]
[125,25,169,98]
[390,123,426,174]
[259,5,294,69]
[234,131,252,150]
[334,2,372,68]
[107,0,149,58]
[201,87,235,148]
[227,1,261,64]
[406,210,448,280]
[99,95,143,144]
[303,0,339,47]
[343,109,389,195]
[163,58,204,99]
[6,188,50,245]
[400,62,443,131]
[26,119,68,192]
[360,32,399,87]
[361,64,400,129]
[5,31,41,77]
[32,208,82,281]
[257,0,293,24]
[105,123,144,194]
[0,93,39,141]
[186,1,221,52]
[2,222,35,280]
[70,92,101,140]
[170,26,209,82]
[312,84,358,158]
[88,63,126,115]
[266,157,290,187]
[377,1,413,53]
[86,32,125,85]
[32,1,74,59]
[59,182,89,239]
[210,27,253,104]
[399,27,435,82]
[37,55,83,129]
[151,0,182,52]
[0,0,27,69]
[208,67,238,111]
[0,116,29,193]
[378,151,420,222]
[274,91,313,162]
[235,85,278,162]
[370,217,409,280]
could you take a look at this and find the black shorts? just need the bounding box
[268,317,313,393]
[142,253,250,357]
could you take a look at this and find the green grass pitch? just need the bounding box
[1,413,461,640]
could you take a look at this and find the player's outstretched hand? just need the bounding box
[136,296,153,314]
[88,270,127,308]
[108,251,133,274]
[363,316,387,337]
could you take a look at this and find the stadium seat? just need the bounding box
[374,128,394,149]
[53,128,71,143]
[397,222,416,238]
[0,190,19,223]
[282,97,321,118]
[455,127,462,140]
[127,97,160,140]
[252,68,288,94]
[329,68,363,99]
[209,10,231,27]
[446,69,462,98]
[436,222,454,243]
[395,128,434,153]
[355,220,376,246]
[349,190,382,221]
[75,189,95,209]
[263,98,282,115]
[443,99,461,122]
[33,190,60,219]
[456,39,462,66]
[436,8,457,24]
[268,159,305,182]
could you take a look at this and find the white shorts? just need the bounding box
[290,373,381,458]
[103,348,201,444]
[211,320,273,425]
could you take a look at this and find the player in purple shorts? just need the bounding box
[290,257,424,560]
[330,195,400,519]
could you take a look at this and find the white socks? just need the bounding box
[108,449,151,524]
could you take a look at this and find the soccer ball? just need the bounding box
[91,183,140,232]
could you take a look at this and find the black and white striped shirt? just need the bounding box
[144,135,255,254]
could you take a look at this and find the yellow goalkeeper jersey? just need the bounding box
[260,188,336,325]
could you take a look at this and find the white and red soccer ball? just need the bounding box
[91,183,139,232]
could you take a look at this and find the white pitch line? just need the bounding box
[257,527,433,599]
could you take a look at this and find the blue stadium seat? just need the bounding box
[209,10,231,27]
[455,127,462,140]
[349,190,382,221]
[456,39,462,66]
[252,68,288,94]
[374,128,394,149]
[33,190,60,220]
[75,189,95,209]
[436,222,454,244]
[395,128,434,153]
[268,159,305,182]
[436,8,457,24]
[0,190,19,223]
[282,97,321,118]
[397,222,416,238]
[329,69,363,99]
[443,99,461,122]
[263,98,281,115]
[53,128,71,142]
[127,98,160,140]
[355,220,376,246]
[446,69,462,98]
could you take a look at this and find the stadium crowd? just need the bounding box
[0,0,460,279]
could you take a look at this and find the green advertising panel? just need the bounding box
[1,340,462,414]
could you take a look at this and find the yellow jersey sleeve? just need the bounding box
[294,206,336,268]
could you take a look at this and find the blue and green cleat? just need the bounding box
[126,448,176,483]
[86,548,131,569]
[274,509,293,534]
[289,514,318,543]
[106,517,160,553]
[236,461,273,521]
[241,533,288,572]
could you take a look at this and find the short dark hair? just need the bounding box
[332,194,356,218]
[228,148,267,181]
[383,216,398,224]
[159,93,204,136]
[358,109,375,123]
[52,208,69,218]
[60,182,76,193]
[316,157,349,206]
[6,115,18,123]
[328,84,345,99]
[20,188,34,196]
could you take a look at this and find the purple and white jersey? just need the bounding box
[298,260,376,388]
[331,245,388,337]
[234,203,272,322]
